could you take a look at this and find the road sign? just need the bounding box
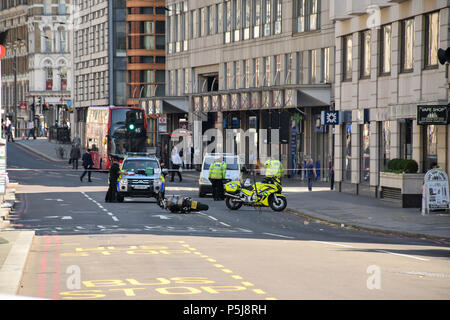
[0,45,6,59]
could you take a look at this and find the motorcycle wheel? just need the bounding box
[225,197,243,210]
[269,194,287,212]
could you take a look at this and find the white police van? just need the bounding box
[198,153,242,197]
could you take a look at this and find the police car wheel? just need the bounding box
[117,194,124,203]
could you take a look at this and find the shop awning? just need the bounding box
[162,98,189,114]
[297,87,331,107]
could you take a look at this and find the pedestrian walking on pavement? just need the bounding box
[105,156,121,202]
[70,143,81,170]
[6,117,14,142]
[306,158,317,191]
[170,146,183,182]
[80,148,94,182]
[209,156,227,201]
[26,120,35,140]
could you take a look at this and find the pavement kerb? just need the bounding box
[286,208,450,242]
[13,142,67,162]
[0,230,35,295]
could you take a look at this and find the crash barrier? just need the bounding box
[49,127,71,144]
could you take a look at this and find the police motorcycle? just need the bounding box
[224,167,287,212]
[158,195,209,214]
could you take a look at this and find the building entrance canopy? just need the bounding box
[143,97,189,116]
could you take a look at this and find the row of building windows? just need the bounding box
[74,22,107,57]
[1,82,28,107]
[75,71,108,102]
[167,0,320,54]
[41,27,68,53]
[342,11,440,81]
[167,48,331,96]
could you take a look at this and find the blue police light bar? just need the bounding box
[125,152,157,157]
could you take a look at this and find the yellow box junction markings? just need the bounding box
[59,240,276,300]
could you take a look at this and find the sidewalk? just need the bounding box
[184,171,450,241]
[14,137,70,162]
[0,182,35,297]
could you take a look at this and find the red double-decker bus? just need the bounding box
[85,106,147,169]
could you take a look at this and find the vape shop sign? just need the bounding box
[422,169,449,214]
[417,105,449,125]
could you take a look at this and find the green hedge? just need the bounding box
[386,158,418,174]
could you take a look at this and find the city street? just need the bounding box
[6,142,450,300]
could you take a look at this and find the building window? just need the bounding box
[225,1,232,43]
[254,58,260,87]
[263,0,271,36]
[208,6,214,35]
[245,59,251,88]
[60,67,67,90]
[264,56,271,86]
[226,62,233,89]
[360,30,371,78]
[382,121,391,170]
[274,55,281,85]
[295,0,320,33]
[380,24,391,75]
[253,0,261,38]
[243,0,251,40]
[234,0,242,41]
[401,18,414,72]
[424,11,439,68]
[274,0,282,34]
[320,47,329,83]
[235,61,241,88]
[285,53,293,84]
[343,35,352,81]
[308,49,317,84]
[361,124,370,183]
[344,123,352,181]
[45,65,53,91]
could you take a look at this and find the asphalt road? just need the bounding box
[6,142,450,300]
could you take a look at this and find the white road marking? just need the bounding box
[374,249,430,262]
[219,222,231,227]
[263,232,294,239]
[312,241,354,248]
[112,217,119,222]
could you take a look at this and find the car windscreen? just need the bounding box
[202,156,239,170]
[122,159,159,172]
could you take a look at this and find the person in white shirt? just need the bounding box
[170,146,183,182]
[27,120,35,139]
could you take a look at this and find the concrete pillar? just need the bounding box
[390,120,400,159]
[437,125,447,172]
[412,120,422,172]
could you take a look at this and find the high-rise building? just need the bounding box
[161,0,335,172]
[0,0,73,138]
[72,0,166,149]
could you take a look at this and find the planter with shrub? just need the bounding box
[380,158,423,208]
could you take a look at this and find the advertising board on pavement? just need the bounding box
[422,169,449,214]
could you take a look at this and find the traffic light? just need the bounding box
[37,97,41,105]
[126,112,137,132]
[43,103,49,111]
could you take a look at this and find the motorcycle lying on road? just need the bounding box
[224,168,287,212]
[158,195,209,213]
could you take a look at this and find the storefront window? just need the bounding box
[344,124,351,181]
[424,125,437,171]
[361,124,370,183]
[381,121,391,170]
[400,120,412,159]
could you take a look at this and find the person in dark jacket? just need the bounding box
[80,148,94,182]
[70,143,81,170]
[105,157,121,202]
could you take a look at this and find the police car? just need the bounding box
[116,153,167,202]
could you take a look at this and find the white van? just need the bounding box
[198,153,242,197]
